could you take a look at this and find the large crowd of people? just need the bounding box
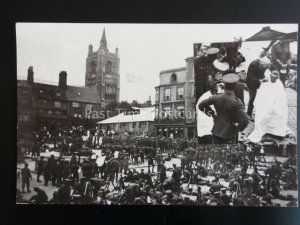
[17,128,297,206]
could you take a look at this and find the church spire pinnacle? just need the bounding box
[100,28,107,47]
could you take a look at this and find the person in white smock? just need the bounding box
[248,70,291,142]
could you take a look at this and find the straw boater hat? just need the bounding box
[213,60,230,71]
[222,73,240,83]
[204,47,220,55]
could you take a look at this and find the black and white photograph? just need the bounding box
[16,23,298,206]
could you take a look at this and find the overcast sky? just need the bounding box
[16,23,297,102]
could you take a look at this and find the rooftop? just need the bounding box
[98,107,155,124]
[17,78,102,104]
[160,67,186,75]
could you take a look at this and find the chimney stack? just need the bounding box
[88,44,93,54]
[59,71,67,89]
[27,66,34,84]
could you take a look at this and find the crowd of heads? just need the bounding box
[17,129,297,206]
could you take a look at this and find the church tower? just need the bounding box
[85,28,120,106]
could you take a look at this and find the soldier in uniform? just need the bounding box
[172,164,182,192]
[147,152,155,173]
[43,158,52,186]
[198,73,249,144]
[21,163,32,193]
[57,179,72,204]
[29,187,48,204]
[56,159,65,187]
[140,149,145,165]
[158,160,167,184]
[48,155,57,186]
[37,156,45,182]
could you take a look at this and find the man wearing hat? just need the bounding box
[57,179,72,204]
[21,163,32,193]
[270,40,292,86]
[29,187,48,204]
[162,190,175,205]
[199,73,249,144]
[37,156,45,182]
[194,47,220,100]
[246,57,271,121]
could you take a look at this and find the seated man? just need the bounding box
[29,187,48,204]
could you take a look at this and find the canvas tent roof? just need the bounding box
[98,107,155,124]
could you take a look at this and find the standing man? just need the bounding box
[21,163,32,193]
[194,47,219,100]
[37,156,45,182]
[199,73,249,144]
[271,40,292,86]
[44,159,52,186]
[158,160,167,184]
[246,57,271,121]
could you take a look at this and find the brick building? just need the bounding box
[85,28,120,106]
[154,57,196,138]
[17,67,102,140]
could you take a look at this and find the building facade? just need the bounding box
[85,29,120,106]
[17,67,103,141]
[154,57,196,139]
[98,107,155,134]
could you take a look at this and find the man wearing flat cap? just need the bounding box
[199,73,249,144]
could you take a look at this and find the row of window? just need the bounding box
[19,99,30,105]
[132,121,146,128]
[42,101,93,110]
[105,85,116,94]
[156,87,184,101]
[18,114,30,122]
[38,109,66,116]
[163,105,184,117]
[38,89,61,97]
[155,105,185,118]
[73,113,82,118]
[38,99,63,108]
[90,60,114,74]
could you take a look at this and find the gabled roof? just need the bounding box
[17,80,31,87]
[98,107,155,124]
[17,77,102,104]
[160,67,186,75]
[65,86,101,104]
[246,26,296,41]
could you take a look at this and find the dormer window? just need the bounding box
[171,73,177,83]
